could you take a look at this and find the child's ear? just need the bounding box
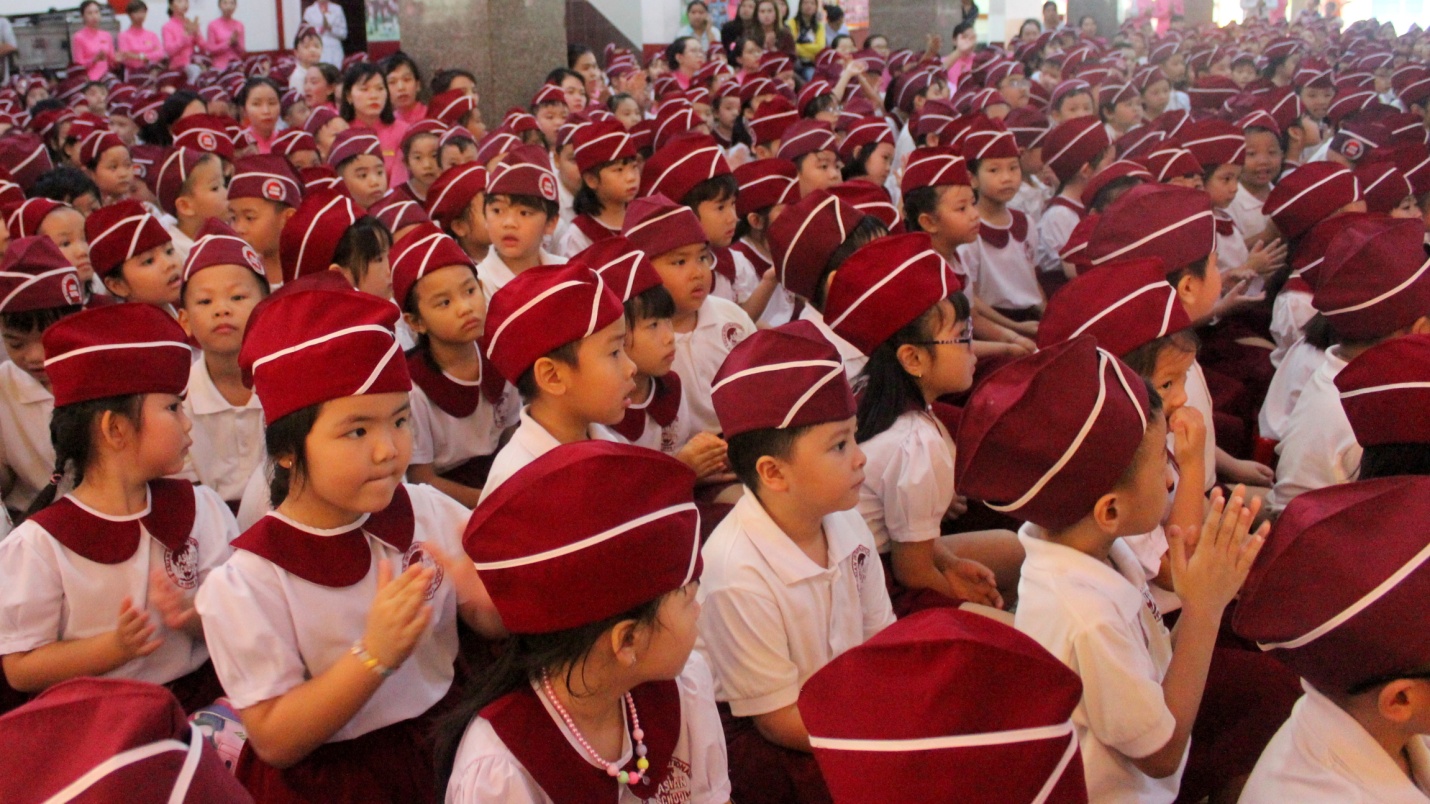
[895,343,927,379]
[1090,490,1123,534]
[402,310,426,335]
[281,206,297,228]
[753,143,773,160]
[175,193,195,221]
[918,210,938,234]
[450,216,470,239]
[102,273,131,299]
[177,307,193,337]
[531,356,568,397]
[329,264,358,288]
[582,172,601,192]
[1376,679,1421,725]
[754,454,788,494]
[608,618,642,667]
[1410,315,1430,336]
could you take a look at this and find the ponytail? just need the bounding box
[23,395,143,521]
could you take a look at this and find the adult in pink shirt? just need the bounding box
[205,0,245,71]
[117,2,164,72]
[382,52,428,125]
[342,62,410,184]
[162,0,205,75]
[71,1,116,81]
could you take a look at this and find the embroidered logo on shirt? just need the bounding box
[164,536,201,590]
[851,544,871,592]
[403,541,445,601]
[721,322,742,350]
[655,755,692,803]
[1140,584,1163,625]
[660,421,680,454]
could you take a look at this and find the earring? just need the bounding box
[279,459,293,469]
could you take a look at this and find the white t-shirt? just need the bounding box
[0,361,57,513]
[856,410,956,555]
[1010,176,1054,230]
[1269,347,1359,511]
[179,357,265,503]
[1228,183,1270,242]
[444,652,732,804]
[1015,526,1183,804]
[1258,338,1324,443]
[476,248,561,304]
[603,374,692,455]
[957,210,1043,312]
[697,489,895,718]
[1036,199,1083,276]
[1270,288,1316,368]
[672,295,756,436]
[478,407,619,504]
[800,305,868,380]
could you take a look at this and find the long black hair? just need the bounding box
[142,90,203,147]
[264,402,323,507]
[24,395,144,519]
[855,293,970,443]
[340,62,395,125]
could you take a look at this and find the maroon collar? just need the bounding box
[1046,196,1085,217]
[609,372,682,442]
[710,245,738,285]
[231,486,415,587]
[28,479,196,564]
[573,214,620,246]
[978,208,1029,248]
[483,679,682,804]
[1214,210,1235,237]
[406,346,505,419]
[731,240,771,272]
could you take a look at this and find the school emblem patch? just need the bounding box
[538,173,558,201]
[654,755,692,804]
[262,178,286,201]
[197,131,219,152]
[721,323,742,350]
[60,274,83,305]
[165,537,201,590]
[851,544,871,592]
[403,541,445,601]
[241,245,264,274]
[1342,138,1363,161]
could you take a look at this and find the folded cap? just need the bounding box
[572,119,636,175]
[739,77,777,107]
[824,233,963,356]
[1038,257,1191,356]
[390,222,474,306]
[1180,118,1247,168]
[575,235,660,303]
[4,197,66,240]
[278,189,364,283]
[1042,116,1112,184]
[1097,82,1138,110]
[182,218,265,284]
[796,78,834,117]
[1233,476,1430,694]
[371,194,431,236]
[228,154,303,207]
[171,114,236,162]
[486,144,560,202]
[271,128,319,158]
[327,128,382,167]
[838,116,895,163]
[1335,334,1430,447]
[961,116,1020,161]
[43,303,191,407]
[621,194,708,257]
[482,262,624,383]
[711,320,857,437]
[302,106,340,136]
[900,146,971,195]
[777,119,838,162]
[299,165,345,194]
[733,158,799,217]
[85,200,172,278]
[955,336,1152,531]
[1080,160,1152,209]
[767,189,865,299]
[639,133,732,202]
[1355,161,1414,215]
[424,162,487,228]
[1089,183,1215,269]
[1187,75,1239,110]
[154,146,212,216]
[0,236,84,314]
[530,83,566,109]
[747,95,798,146]
[77,130,126,169]
[1003,106,1051,150]
[1139,146,1203,183]
[1264,162,1360,241]
[464,441,700,634]
[1313,215,1430,341]
[431,89,479,127]
[1330,119,1389,164]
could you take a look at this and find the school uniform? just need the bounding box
[606,373,691,455]
[553,213,618,258]
[1036,196,1084,277]
[800,306,867,379]
[407,346,521,487]
[479,407,619,504]
[1166,89,1191,112]
[445,652,732,804]
[180,357,265,505]
[1213,209,1251,280]
[1228,183,1270,241]
[1016,527,1183,804]
[0,361,56,514]
[857,410,955,556]
[1010,175,1054,229]
[733,237,799,327]
[0,481,236,708]
[196,483,469,800]
[1270,286,1316,367]
[1182,359,1219,492]
[957,208,1043,318]
[475,247,561,302]
[1258,338,1323,442]
[672,295,757,436]
[1269,348,1357,510]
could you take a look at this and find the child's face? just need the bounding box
[1392,194,1420,219]
[1149,344,1195,415]
[340,154,388,208]
[296,36,323,67]
[283,101,310,131]
[451,197,491,250]
[347,247,393,300]
[91,145,135,200]
[779,416,865,514]
[535,103,569,149]
[797,150,841,197]
[386,64,419,111]
[1300,86,1335,121]
[1205,164,1241,209]
[180,264,265,356]
[614,98,643,130]
[1109,415,1170,536]
[862,142,895,188]
[1109,97,1144,130]
[694,194,738,248]
[561,74,587,113]
[1167,174,1204,191]
[1163,53,1188,83]
[593,158,641,206]
[1242,131,1283,189]
[83,84,107,113]
[294,391,413,520]
[439,142,475,170]
[179,157,230,223]
[39,207,93,282]
[136,392,193,478]
[404,135,441,193]
[651,242,713,314]
[289,148,321,170]
[624,314,676,377]
[1,323,50,389]
[229,197,291,258]
[107,241,181,305]
[565,317,637,426]
[973,157,1022,204]
[918,302,976,397]
[922,185,980,247]
[316,117,349,158]
[244,84,281,133]
[635,581,702,681]
[1054,92,1094,122]
[715,96,741,130]
[409,265,485,344]
[1142,80,1170,117]
[109,114,139,146]
[485,196,555,263]
[556,146,582,194]
[1231,62,1257,87]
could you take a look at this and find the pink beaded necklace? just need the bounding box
[540,670,652,786]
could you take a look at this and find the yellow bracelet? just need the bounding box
[350,641,395,679]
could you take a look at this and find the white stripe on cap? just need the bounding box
[591,251,646,300]
[437,94,475,120]
[1358,165,1404,199]
[472,502,700,572]
[1090,208,1215,266]
[777,195,846,286]
[1067,281,1180,341]
[6,197,57,238]
[650,145,724,198]
[428,162,486,215]
[233,169,302,197]
[485,279,591,358]
[353,338,401,395]
[827,248,947,332]
[809,719,1074,754]
[1340,380,1430,399]
[574,128,631,161]
[44,338,190,368]
[183,233,252,280]
[294,194,354,281]
[1259,536,1430,652]
[625,205,695,240]
[88,212,157,254]
[10,142,45,175]
[394,229,449,285]
[782,127,836,155]
[1041,121,1102,171]
[965,129,1016,160]
[0,266,79,311]
[250,323,395,371]
[846,119,891,143]
[1266,166,1353,218]
[711,357,846,428]
[1322,255,1430,318]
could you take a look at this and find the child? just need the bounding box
[426,162,492,262]
[393,223,518,508]
[79,130,135,205]
[176,220,270,508]
[554,120,639,257]
[444,440,730,802]
[837,115,895,189]
[289,25,323,95]
[529,83,570,151]
[623,194,755,437]
[477,145,563,301]
[155,147,229,262]
[477,261,632,500]
[205,0,245,71]
[959,119,1045,323]
[777,119,841,197]
[272,129,322,170]
[86,199,181,308]
[1336,334,1430,480]
[1097,82,1143,141]
[731,157,798,325]
[0,303,235,713]
[329,128,388,208]
[0,238,84,520]
[698,320,896,804]
[5,196,97,301]
[1047,79,1095,123]
[1005,106,1052,228]
[438,127,479,171]
[226,154,303,288]
[956,335,1267,803]
[1235,476,1430,800]
[194,284,502,801]
[1034,116,1113,290]
[430,89,483,142]
[397,119,444,202]
[279,189,395,302]
[305,107,349,164]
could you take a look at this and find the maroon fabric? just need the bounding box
[231,486,415,587]
[406,345,505,418]
[610,373,682,442]
[29,479,196,564]
[572,213,619,247]
[719,703,833,804]
[880,551,964,618]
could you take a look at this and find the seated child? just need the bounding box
[278,188,395,301]
[226,154,302,287]
[271,128,322,170]
[477,145,563,301]
[698,320,896,804]
[78,130,134,205]
[1034,116,1113,290]
[155,147,229,262]
[86,199,181,308]
[554,120,640,257]
[397,119,445,202]
[957,118,1045,323]
[425,162,492,262]
[1335,334,1430,481]
[329,128,389,208]
[777,120,841,198]
[730,157,798,325]
[837,116,896,190]
[5,196,97,303]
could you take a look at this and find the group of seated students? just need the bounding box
[0,4,1429,802]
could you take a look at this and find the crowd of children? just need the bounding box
[1,2,1430,802]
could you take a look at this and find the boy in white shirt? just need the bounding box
[476,145,562,302]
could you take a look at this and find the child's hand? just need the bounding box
[149,569,198,632]
[1222,457,1274,486]
[1244,237,1287,277]
[1168,486,1267,615]
[1168,406,1206,469]
[677,432,729,480]
[112,596,163,661]
[943,493,969,521]
[363,559,434,671]
[1210,278,1265,320]
[943,558,1003,609]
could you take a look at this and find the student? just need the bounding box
[554,120,639,257]
[623,194,755,437]
[477,261,632,501]
[0,238,85,521]
[698,320,896,804]
[1004,106,1052,229]
[958,119,1045,323]
[0,303,235,712]
[397,119,444,202]
[288,25,325,96]
[304,107,349,164]
[529,84,570,152]
[1047,79,1095,124]
[437,127,479,172]
[956,335,1268,803]
[476,145,563,301]
[205,0,245,71]
[1034,116,1113,290]
[444,440,730,802]
[155,147,229,263]
[1229,115,1282,241]
[777,119,840,198]
[87,200,181,308]
[392,223,518,508]
[329,129,388,209]
[116,1,164,73]
[1335,334,1430,480]
[838,116,895,189]
[195,284,503,801]
[226,154,303,288]
[279,189,395,305]
[426,162,492,262]
[1235,476,1430,801]
[5,196,98,302]
[1097,83,1143,141]
[78,130,135,205]
[731,157,798,325]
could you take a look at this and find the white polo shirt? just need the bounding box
[800,305,868,380]
[1241,681,1430,803]
[1181,360,1218,492]
[478,407,619,504]
[672,295,756,436]
[180,357,265,503]
[1228,183,1270,242]
[1010,175,1053,230]
[856,410,956,555]
[476,248,561,303]
[1036,199,1083,276]
[957,212,1043,312]
[408,368,521,475]
[0,361,56,513]
[1270,347,1358,511]
[1270,288,1316,368]
[1259,339,1324,443]
[1015,526,1183,804]
[697,489,895,718]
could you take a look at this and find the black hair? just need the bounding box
[812,215,888,309]
[680,173,739,210]
[625,283,676,326]
[855,293,970,443]
[138,90,202,147]
[29,165,101,206]
[340,62,396,125]
[308,63,342,106]
[126,0,148,13]
[433,593,671,791]
[29,97,66,116]
[952,18,976,39]
[730,32,765,70]
[539,69,582,107]
[825,4,845,24]
[1042,1,1057,9]
[1050,86,1093,117]
[1120,329,1200,378]
[1261,52,1295,81]
[514,341,580,401]
[567,43,595,70]
[381,51,426,104]
[237,77,282,117]
[1164,252,1211,289]
[332,216,393,288]
[902,185,941,233]
[687,0,710,11]
[0,306,81,338]
[665,37,696,71]
[264,402,322,506]
[79,0,101,13]
[431,68,477,96]
[166,0,183,15]
[400,126,441,160]
[1299,313,1337,351]
[1108,378,1166,490]
[607,92,637,114]
[484,192,560,220]
[572,156,638,217]
[24,394,144,519]
[727,423,816,490]
[802,92,838,119]
[1087,175,1142,212]
[1360,443,1430,480]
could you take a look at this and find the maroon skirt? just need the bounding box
[718,702,832,804]
[235,714,440,804]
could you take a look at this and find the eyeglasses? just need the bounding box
[910,332,975,350]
